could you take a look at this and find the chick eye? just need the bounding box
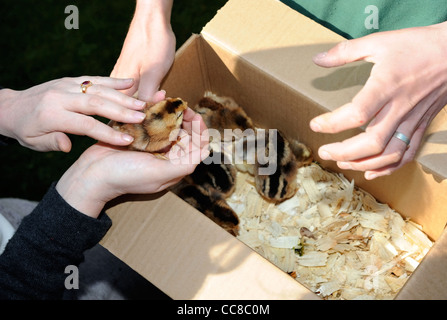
[176,111,183,119]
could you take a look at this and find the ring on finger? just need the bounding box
[392,131,411,148]
[80,80,93,94]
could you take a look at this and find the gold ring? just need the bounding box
[80,80,93,94]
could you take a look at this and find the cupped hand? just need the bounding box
[310,22,447,180]
[0,76,148,152]
[56,107,209,218]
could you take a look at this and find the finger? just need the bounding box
[136,68,167,103]
[119,83,139,98]
[170,131,196,160]
[27,132,72,153]
[336,130,410,172]
[75,76,137,91]
[152,90,167,103]
[364,94,447,179]
[70,93,147,124]
[364,127,425,179]
[338,90,446,175]
[161,151,199,177]
[79,84,147,110]
[55,132,73,153]
[316,91,419,162]
[62,113,135,146]
[313,36,376,68]
[168,133,209,166]
[182,110,209,149]
[183,114,207,137]
[311,71,394,134]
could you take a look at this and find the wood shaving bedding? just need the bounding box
[226,162,433,300]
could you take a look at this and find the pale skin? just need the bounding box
[111,0,175,103]
[0,76,209,218]
[0,0,188,222]
[310,21,447,180]
[0,1,176,153]
[0,76,148,153]
[56,108,210,219]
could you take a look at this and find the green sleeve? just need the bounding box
[280,0,447,39]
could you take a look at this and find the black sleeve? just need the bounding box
[0,183,112,300]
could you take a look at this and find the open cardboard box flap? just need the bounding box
[101,0,447,299]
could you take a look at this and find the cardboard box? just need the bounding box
[101,0,447,299]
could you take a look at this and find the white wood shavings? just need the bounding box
[227,162,434,300]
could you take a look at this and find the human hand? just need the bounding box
[111,0,176,103]
[0,76,148,152]
[310,22,447,180]
[56,107,210,218]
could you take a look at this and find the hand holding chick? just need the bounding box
[110,97,188,155]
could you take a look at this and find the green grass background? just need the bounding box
[0,0,228,201]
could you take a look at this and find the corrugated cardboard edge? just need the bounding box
[396,228,447,299]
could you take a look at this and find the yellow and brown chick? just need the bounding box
[110,97,187,154]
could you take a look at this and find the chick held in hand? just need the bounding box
[110,97,188,154]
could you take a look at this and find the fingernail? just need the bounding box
[319,149,331,160]
[310,120,322,132]
[122,134,134,143]
[134,100,147,107]
[123,78,134,83]
[365,172,377,180]
[134,112,146,121]
[313,51,328,61]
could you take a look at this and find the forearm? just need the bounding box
[0,183,112,300]
[133,0,173,29]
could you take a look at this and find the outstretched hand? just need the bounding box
[310,22,447,180]
[0,76,148,152]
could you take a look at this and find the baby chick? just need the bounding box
[176,184,240,236]
[110,97,187,154]
[184,151,237,198]
[289,138,313,167]
[192,91,255,140]
[253,130,300,203]
[174,151,239,235]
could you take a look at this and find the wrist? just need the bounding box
[0,88,19,139]
[436,21,447,55]
[133,0,173,32]
[56,161,109,219]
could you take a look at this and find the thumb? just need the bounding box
[46,132,72,153]
[313,37,374,68]
[137,67,168,103]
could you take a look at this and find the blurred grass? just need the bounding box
[0,0,228,201]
